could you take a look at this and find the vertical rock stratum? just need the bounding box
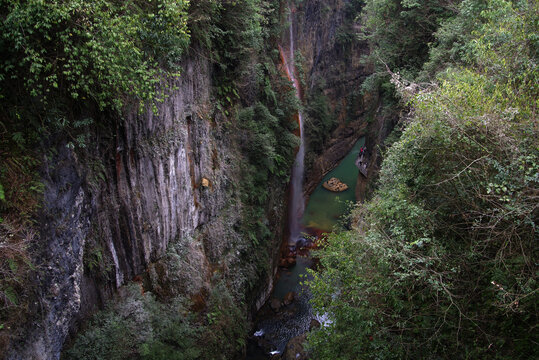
[6,51,288,359]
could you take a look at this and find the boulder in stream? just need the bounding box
[270,298,282,312]
[201,177,210,187]
[279,256,296,268]
[283,291,295,306]
[322,177,348,192]
[309,319,321,331]
[284,334,308,360]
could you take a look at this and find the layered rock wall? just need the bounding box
[7,52,285,359]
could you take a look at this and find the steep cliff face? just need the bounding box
[7,51,286,359]
[295,0,366,99]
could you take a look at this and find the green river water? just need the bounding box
[301,137,365,232]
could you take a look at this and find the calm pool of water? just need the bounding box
[302,137,365,232]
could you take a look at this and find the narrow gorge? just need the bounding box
[1,1,536,360]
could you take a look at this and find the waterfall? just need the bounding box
[282,8,305,245]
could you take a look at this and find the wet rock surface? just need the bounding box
[280,256,297,268]
[283,292,296,306]
[270,298,282,312]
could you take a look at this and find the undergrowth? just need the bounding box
[65,281,248,360]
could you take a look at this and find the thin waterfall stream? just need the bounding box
[245,7,365,359]
[281,9,305,246]
[246,137,364,359]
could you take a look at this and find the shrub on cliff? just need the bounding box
[305,90,334,156]
[360,0,456,86]
[0,0,189,112]
[65,281,249,360]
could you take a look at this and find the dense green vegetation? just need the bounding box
[305,89,334,156]
[307,0,538,358]
[66,285,202,360]
[66,282,249,360]
[1,0,189,127]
